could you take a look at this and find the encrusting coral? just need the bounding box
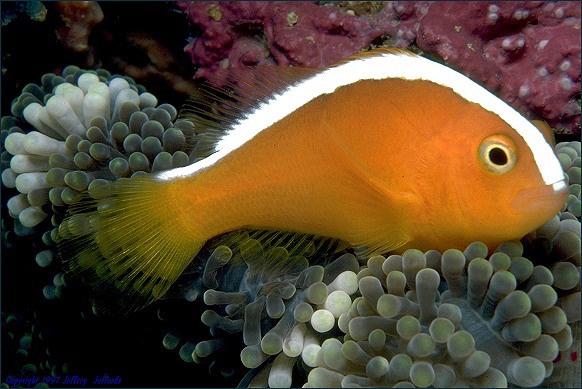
[178,1,581,134]
[1,66,580,388]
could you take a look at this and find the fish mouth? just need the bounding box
[512,179,569,214]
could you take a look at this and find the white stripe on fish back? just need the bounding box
[157,51,565,188]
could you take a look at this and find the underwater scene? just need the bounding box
[1,2,581,388]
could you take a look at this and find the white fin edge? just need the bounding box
[157,51,564,187]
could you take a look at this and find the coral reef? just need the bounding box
[1,1,47,26]
[178,1,581,133]
[416,2,581,135]
[93,2,199,101]
[53,1,104,53]
[1,2,196,118]
[105,31,199,99]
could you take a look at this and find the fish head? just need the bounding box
[445,106,568,247]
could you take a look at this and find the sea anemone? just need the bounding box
[556,141,581,217]
[164,225,579,387]
[1,65,193,299]
[1,311,66,387]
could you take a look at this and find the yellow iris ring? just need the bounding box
[478,134,517,174]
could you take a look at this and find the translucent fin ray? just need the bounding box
[209,228,341,266]
[57,176,204,314]
[179,66,319,160]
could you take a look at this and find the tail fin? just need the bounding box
[57,176,204,314]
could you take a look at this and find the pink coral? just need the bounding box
[178,2,422,86]
[415,2,581,133]
[178,1,580,133]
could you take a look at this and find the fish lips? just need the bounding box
[512,179,569,215]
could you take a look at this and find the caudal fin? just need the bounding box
[57,175,203,313]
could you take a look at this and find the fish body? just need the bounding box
[58,49,568,311]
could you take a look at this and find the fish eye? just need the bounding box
[478,134,517,174]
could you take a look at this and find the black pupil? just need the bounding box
[489,147,508,166]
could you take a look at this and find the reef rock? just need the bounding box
[416,2,581,133]
[177,1,581,133]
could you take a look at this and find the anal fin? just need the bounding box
[209,228,341,267]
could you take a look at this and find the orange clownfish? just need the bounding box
[57,49,568,311]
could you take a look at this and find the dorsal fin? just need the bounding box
[335,47,415,62]
[179,65,320,160]
[531,119,556,148]
[179,48,416,161]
